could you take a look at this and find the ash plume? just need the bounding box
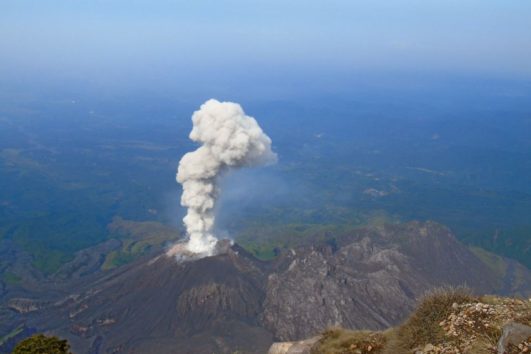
[168,99,277,257]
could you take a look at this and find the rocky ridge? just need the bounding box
[262,221,530,341]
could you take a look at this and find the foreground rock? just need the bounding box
[268,336,321,354]
[497,322,531,354]
[293,293,531,354]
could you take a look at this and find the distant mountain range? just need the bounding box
[1,221,530,354]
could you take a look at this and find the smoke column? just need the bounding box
[173,99,277,256]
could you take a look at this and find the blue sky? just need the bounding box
[2,0,531,92]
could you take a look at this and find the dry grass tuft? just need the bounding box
[392,286,474,351]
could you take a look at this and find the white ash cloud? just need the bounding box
[169,99,276,256]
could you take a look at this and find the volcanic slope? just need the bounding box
[31,244,272,354]
[4,221,530,354]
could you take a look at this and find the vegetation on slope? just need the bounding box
[101,217,180,270]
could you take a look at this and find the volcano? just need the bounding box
[24,242,273,353]
[4,222,531,353]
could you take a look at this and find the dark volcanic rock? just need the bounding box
[5,221,531,353]
[261,221,524,341]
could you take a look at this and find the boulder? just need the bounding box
[268,336,321,354]
[497,321,531,354]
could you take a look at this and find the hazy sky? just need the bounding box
[2,0,531,92]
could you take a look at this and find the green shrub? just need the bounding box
[12,334,71,354]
